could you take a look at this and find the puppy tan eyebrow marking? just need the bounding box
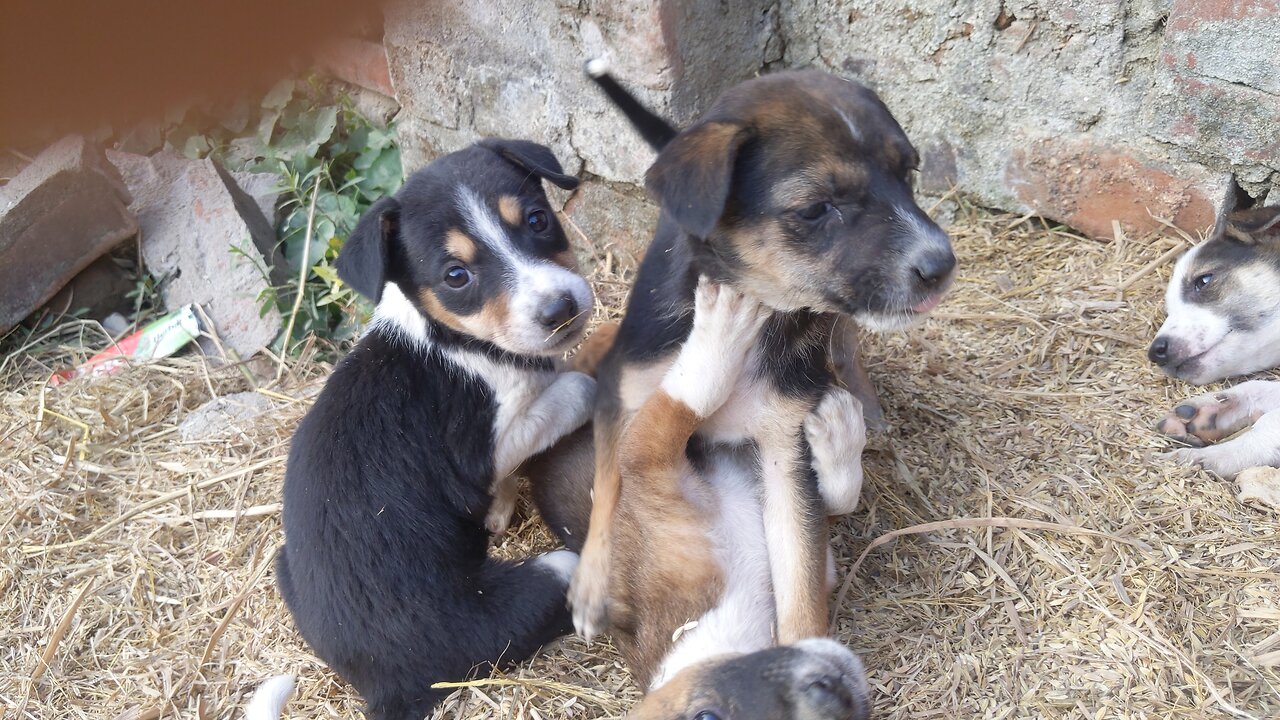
[498,195,523,226]
[445,229,478,264]
[417,288,469,333]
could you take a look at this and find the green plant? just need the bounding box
[163,76,404,349]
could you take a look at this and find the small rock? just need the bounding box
[107,150,283,360]
[179,391,273,442]
[1237,466,1280,511]
[0,136,137,332]
[229,169,284,232]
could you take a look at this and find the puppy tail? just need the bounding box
[244,674,295,720]
[584,58,678,152]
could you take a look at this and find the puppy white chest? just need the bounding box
[443,349,555,445]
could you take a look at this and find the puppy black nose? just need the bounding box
[1148,337,1170,366]
[912,250,956,288]
[538,294,578,331]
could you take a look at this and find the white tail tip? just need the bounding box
[585,57,610,78]
[245,674,295,720]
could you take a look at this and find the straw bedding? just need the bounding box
[3,202,1279,720]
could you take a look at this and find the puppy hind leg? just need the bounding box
[570,416,623,640]
[485,474,521,536]
[469,553,581,663]
[526,424,595,552]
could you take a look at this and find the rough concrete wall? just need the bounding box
[782,0,1278,239]
[384,0,778,262]
[385,0,1278,251]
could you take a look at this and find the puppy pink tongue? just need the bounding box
[912,294,941,313]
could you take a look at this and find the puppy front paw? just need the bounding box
[806,387,867,515]
[568,551,610,641]
[549,371,598,432]
[1160,446,1246,479]
[1157,388,1261,446]
[664,279,771,417]
[690,278,772,362]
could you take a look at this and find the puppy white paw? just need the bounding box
[1161,445,1248,479]
[1158,390,1257,447]
[536,549,579,585]
[806,387,867,515]
[568,551,610,641]
[663,278,771,417]
[549,371,598,432]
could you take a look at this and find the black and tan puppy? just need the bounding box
[627,638,871,720]
[275,139,595,720]
[569,65,955,661]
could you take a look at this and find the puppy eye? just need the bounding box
[692,711,722,720]
[795,201,834,221]
[527,209,550,233]
[1193,272,1214,291]
[444,265,472,289]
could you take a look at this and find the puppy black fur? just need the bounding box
[277,139,590,720]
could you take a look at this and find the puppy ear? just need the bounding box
[1226,205,1280,244]
[479,138,580,190]
[644,121,751,238]
[337,196,400,303]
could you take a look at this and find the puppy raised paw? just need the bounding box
[805,387,867,515]
[663,278,772,418]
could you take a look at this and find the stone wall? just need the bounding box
[384,0,1280,253]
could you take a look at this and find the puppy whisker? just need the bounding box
[545,308,590,342]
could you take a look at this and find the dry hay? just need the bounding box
[3,202,1279,720]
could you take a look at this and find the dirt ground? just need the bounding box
[4,203,1279,720]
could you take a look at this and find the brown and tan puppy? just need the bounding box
[568,66,954,653]
[578,278,868,694]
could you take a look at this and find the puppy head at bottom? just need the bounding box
[628,639,871,720]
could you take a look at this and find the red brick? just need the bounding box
[1006,136,1221,241]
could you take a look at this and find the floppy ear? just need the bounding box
[1226,205,1280,245]
[644,120,751,238]
[337,196,400,303]
[479,138,580,190]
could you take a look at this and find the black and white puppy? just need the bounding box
[275,139,596,720]
[1152,204,1280,476]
